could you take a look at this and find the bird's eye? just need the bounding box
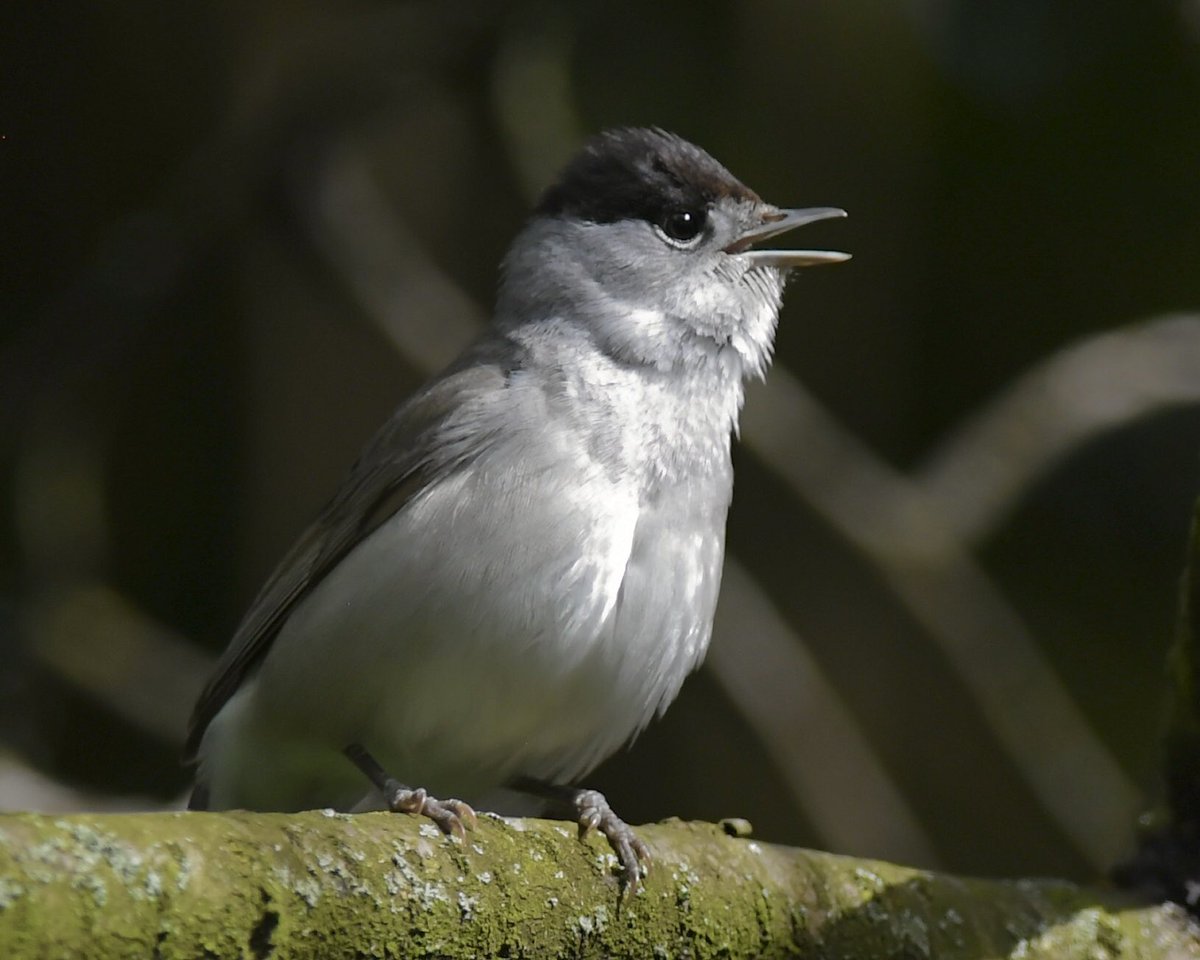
[659,208,707,244]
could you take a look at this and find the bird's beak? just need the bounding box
[725,206,850,268]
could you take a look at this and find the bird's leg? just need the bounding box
[513,776,650,889]
[343,743,476,839]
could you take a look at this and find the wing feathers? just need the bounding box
[183,359,510,762]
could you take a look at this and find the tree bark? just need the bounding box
[0,810,1195,959]
[1113,501,1200,908]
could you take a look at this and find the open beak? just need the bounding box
[725,206,850,268]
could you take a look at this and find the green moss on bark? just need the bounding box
[0,811,1196,958]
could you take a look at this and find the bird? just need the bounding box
[185,127,848,887]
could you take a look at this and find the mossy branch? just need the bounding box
[0,810,1195,959]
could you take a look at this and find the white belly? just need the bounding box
[199,443,727,810]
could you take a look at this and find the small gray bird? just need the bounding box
[185,127,847,885]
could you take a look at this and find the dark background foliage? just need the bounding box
[3,0,1200,883]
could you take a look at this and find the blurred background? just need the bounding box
[4,0,1200,884]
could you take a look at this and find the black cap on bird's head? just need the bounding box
[537,128,758,226]
[535,128,849,269]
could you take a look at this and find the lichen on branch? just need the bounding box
[0,811,1195,959]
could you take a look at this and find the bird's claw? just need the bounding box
[386,785,477,840]
[573,788,650,891]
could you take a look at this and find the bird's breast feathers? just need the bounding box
[247,392,728,786]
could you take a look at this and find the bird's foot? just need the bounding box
[512,776,649,889]
[343,742,476,839]
[384,785,477,840]
[571,787,651,889]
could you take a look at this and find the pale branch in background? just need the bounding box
[919,314,1200,544]
[711,560,939,866]
[741,364,1141,870]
